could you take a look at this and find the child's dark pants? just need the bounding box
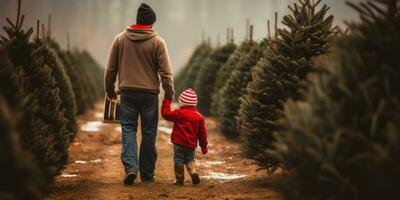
[173,144,200,185]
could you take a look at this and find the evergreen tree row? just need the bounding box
[174,42,212,96]
[194,42,236,116]
[270,0,400,199]
[239,0,334,169]
[211,39,255,118]
[219,39,267,138]
[0,1,104,198]
[167,0,400,198]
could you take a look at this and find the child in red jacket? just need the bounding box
[161,88,208,186]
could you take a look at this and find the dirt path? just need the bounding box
[47,102,281,200]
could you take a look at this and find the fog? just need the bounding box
[0,0,362,72]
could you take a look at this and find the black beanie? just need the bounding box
[136,3,156,25]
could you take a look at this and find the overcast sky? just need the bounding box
[0,0,362,71]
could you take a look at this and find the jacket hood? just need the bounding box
[124,27,158,41]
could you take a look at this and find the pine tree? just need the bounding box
[270,1,400,199]
[0,97,43,200]
[56,49,90,114]
[67,50,97,111]
[0,44,24,109]
[80,50,104,100]
[174,65,190,95]
[194,43,236,116]
[0,27,44,200]
[239,0,334,169]
[211,40,254,118]
[35,31,77,136]
[176,42,212,95]
[174,43,209,95]
[1,3,70,185]
[219,39,267,138]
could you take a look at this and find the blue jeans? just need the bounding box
[173,144,195,165]
[120,90,158,180]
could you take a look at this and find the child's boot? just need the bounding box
[174,164,185,186]
[186,163,200,185]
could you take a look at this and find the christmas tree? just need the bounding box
[80,50,104,100]
[174,42,209,95]
[270,0,400,199]
[174,65,190,95]
[1,1,70,185]
[211,40,254,118]
[67,50,97,111]
[219,39,267,138]
[0,21,44,200]
[35,25,77,136]
[56,49,91,114]
[0,44,24,109]
[194,43,236,116]
[176,42,212,95]
[0,97,43,200]
[239,0,334,169]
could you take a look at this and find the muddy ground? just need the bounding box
[46,102,281,200]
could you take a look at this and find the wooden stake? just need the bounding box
[226,27,230,44]
[67,32,70,51]
[275,12,278,38]
[249,25,254,42]
[47,15,52,40]
[267,19,271,39]
[36,20,40,40]
[230,28,234,43]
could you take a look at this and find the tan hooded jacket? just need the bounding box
[104,27,175,99]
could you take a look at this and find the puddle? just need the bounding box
[91,159,106,163]
[202,172,247,180]
[205,161,224,165]
[61,173,78,178]
[81,121,103,132]
[197,161,225,168]
[74,159,108,164]
[158,126,173,135]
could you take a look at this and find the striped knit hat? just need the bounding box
[178,88,198,107]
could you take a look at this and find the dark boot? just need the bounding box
[123,171,137,185]
[174,164,185,186]
[186,163,200,185]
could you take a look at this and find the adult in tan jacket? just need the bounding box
[104,3,174,185]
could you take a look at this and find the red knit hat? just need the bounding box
[179,88,198,107]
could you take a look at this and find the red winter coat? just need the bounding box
[161,99,208,154]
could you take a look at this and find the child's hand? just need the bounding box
[201,147,208,155]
